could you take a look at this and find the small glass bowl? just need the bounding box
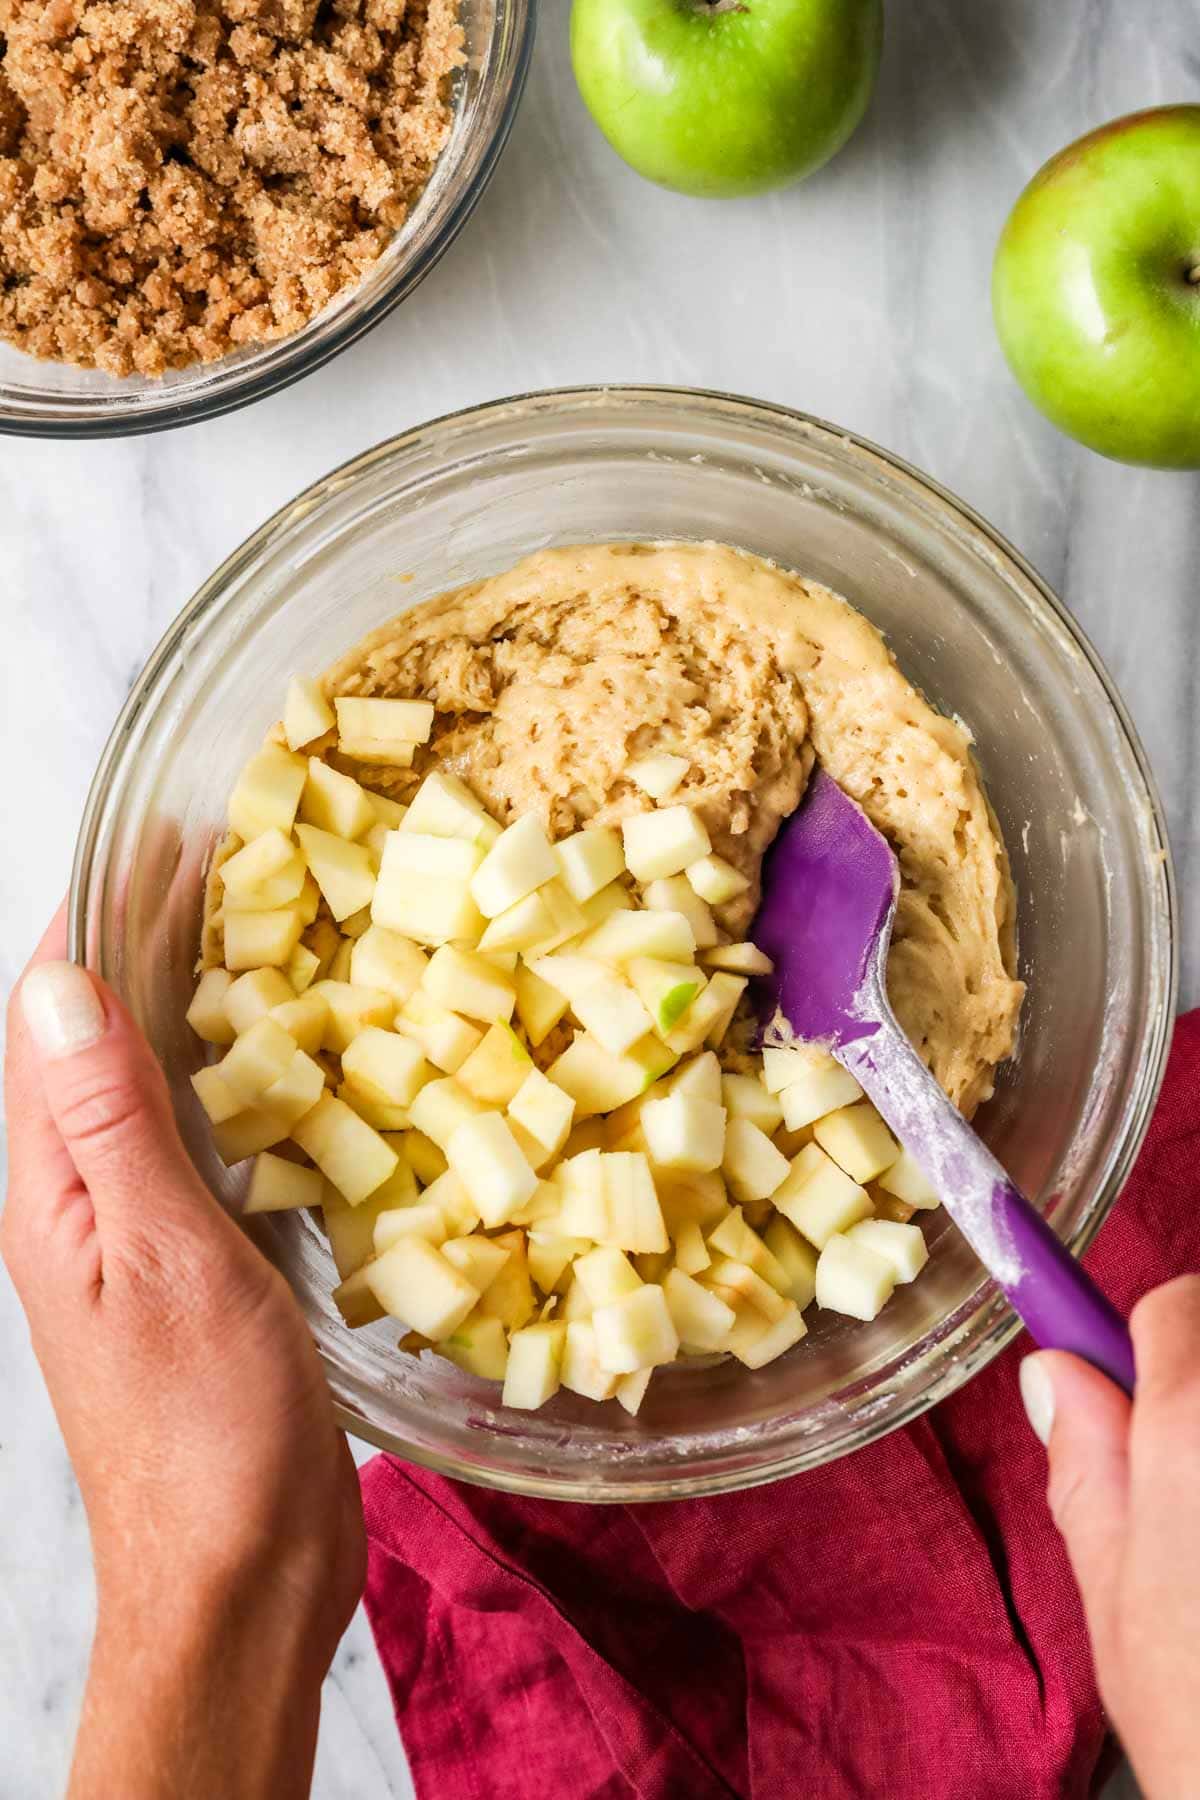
[71,387,1177,1500]
[0,0,533,439]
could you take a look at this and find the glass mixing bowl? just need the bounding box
[0,0,533,439]
[70,387,1177,1499]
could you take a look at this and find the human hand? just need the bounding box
[3,912,366,1800]
[1021,1278,1200,1800]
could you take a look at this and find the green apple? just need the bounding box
[992,106,1200,468]
[570,0,883,200]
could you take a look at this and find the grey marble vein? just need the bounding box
[0,3,1193,1793]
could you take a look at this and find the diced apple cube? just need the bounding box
[456,1022,533,1105]
[337,736,418,767]
[737,1304,808,1368]
[813,1103,901,1185]
[366,1236,479,1337]
[218,1016,301,1106]
[211,1105,291,1164]
[548,1032,677,1118]
[398,770,490,841]
[508,1067,575,1163]
[518,879,587,957]
[627,956,706,1038]
[191,1064,242,1124]
[261,1049,328,1129]
[302,918,343,983]
[366,791,407,830]
[762,1214,819,1310]
[285,942,321,994]
[593,1284,679,1373]
[440,1235,511,1295]
[668,1051,723,1105]
[335,696,434,748]
[684,853,749,906]
[373,1203,447,1251]
[411,1169,475,1238]
[220,850,309,915]
[877,1146,941,1211]
[705,1256,789,1324]
[615,1367,653,1415]
[577,884,634,935]
[391,991,480,1073]
[307,980,394,1053]
[707,1209,790,1292]
[422,944,515,1023]
[621,806,711,883]
[560,1321,619,1400]
[291,1091,398,1206]
[846,1218,929,1283]
[469,814,557,918]
[525,1236,576,1295]
[602,1151,668,1253]
[775,1054,864,1130]
[478,887,556,953]
[476,1228,536,1330]
[446,1112,537,1228]
[673,1217,710,1275]
[573,1246,642,1307]
[187,967,236,1045]
[220,828,298,897]
[333,1266,387,1328]
[242,1152,324,1214]
[815,1233,896,1321]
[555,826,626,902]
[398,1132,444,1190]
[342,1027,428,1107]
[338,1083,408,1132]
[556,1148,607,1240]
[661,1266,734,1349]
[372,831,485,944]
[773,1143,872,1248]
[438,1309,509,1381]
[283,677,335,751]
[299,756,376,841]
[701,942,773,976]
[223,908,304,971]
[720,1074,782,1135]
[640,1092,726,1173]
[721,1117,789,1203]
[294,824,375,922]
[627,752,689,801]
[578,908,695,965]
[324,1189,389,1280]
[267,990,329,1057]
[568,970,653,1055]
[503,1321,566,1409]
[661,974,742,1054]
[408,1076,484,1151]
[642,875,718,950]
[228,744,307,841]
[510,1179,564,1228]
[560,1275,594,1322]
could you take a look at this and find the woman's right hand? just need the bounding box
[1021,1275,1200,1799]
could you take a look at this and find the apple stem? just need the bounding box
[1189,265,1200,286]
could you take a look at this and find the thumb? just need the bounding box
[18,960,220,1249]
[1021,1350,1132,1651]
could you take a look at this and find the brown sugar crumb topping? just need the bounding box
[0,0,465,377]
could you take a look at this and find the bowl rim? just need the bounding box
[0,0,536,442]
[69,384,1179,1499]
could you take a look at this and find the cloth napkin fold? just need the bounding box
[362,1009,1200,1800]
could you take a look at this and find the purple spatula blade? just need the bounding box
[753,770,1135,1395]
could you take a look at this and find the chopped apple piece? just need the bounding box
[219,852,309,914]
[408,1077,484,1151]
[722,1118,789,1203]
[601,1151,669,1253]
[737,1304,808,1368]
[438,1309,510,1381]
[661,973,743,1054]
[578,908,695,966]
[508,1067,575,1162]
[548,1031,676,1117]
[621,806,711,883]
[457,1022,533,1105]
[191,1064,241,1124]
[470,814,557,918]
[366,791,407,830]
[476,1229,536,1330]
[615,1367,653,1415]
[627,752,689,801]
[567,970,654,1056]
[593,1284,679,1373]
[577,881,634,934]
[642,875,718,949]
[477,886,556,953]
[223,907,304,971]
[640,1092,726,1173]
[291,1091,398,1205]
[303,918,343,983]
[815,1233,896,1321]
[228,744,307,841]
[366,1236,479,1338]
[518,879,587,956]
[422,944,515,1024]
[333,1266,386,1328]
[335,696,434,749]
[560,1275,593,1322]
[284,677,335,751]
[415,1169,478,1237]
[846,1218,929,1283]
[243,1152,325,1215]
[705,1256,789,1324]
[338,1082,408,1132]
[268,991,329,1056]
[720,1074,782,1135]
[373,1203,447,1251]
[555,826,626,902]
[447,1113,538,1229]
[561,1320,620,1400]
[503,1321,566,1409]
[877,1146,941,1211]
[403,1130,448,1187]
[673,1217,711,1275]
[762,1214,819,1310]
[339,905,373,940]
[220,827,298,896]
[812,1103,901,1185]
[285,942,321,994]
[307,980,395,1053]
[336,736,418,767]
[342,1027,428,1106]
[218,1016,301,1106]
[212,1106,290,1164]
[685,852,750,906]
[261,1048,325,1129]
[668,1051,723,1105]
[773,1143,872,1248]
[523,1233,577,1293]
[187,967,236,1045]
[440,1235,510,1295]
[701,942,773,976]
[372,832,486,945]
[772,1049,864,1128]
[295,824,375,922]
[627,956,705,1037]
[509,1178,564,1227]
[324,1189,393,1279]
[662,1266,735,1349]
[707,1209,790,1292]
[556,1148,607,1239]
[656,1167,728,1230]
[299,756,376,841]
[394,990,482,1073]
[573,1246,642,1307]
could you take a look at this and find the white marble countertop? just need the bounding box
[1,4,1194,1794]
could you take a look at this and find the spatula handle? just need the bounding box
[841,1028,1135,1395]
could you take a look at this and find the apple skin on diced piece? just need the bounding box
[469,813,558,918]
[812,1102,900,1186]
[621,805,711,883]
[815,1233,896,1321]
[642,875,718,949]
[291,1091,398,1206]
[284,677,336,752]
[876,1145,941,1210]
[627,751,689,801]
[662,1266,735,1350]
[446,1112,538,1229]
[555,826,626,902]
[774,1142,872,1248]
[365,1235,479,1338]
[762,1214,819,1310]
[422,944,515,1024]
[592,1284,679,1374]
[640,1091,726,1173]
[228,744,307,842]
[187,967,236,1045]
[846,1218,929,1284]
[721,1117,790,1203]
[685,853,750,907]
[661,972,744,1054]
[456,1021,533,1105]
[503,1321,566,1409]
[626,956,705,1037]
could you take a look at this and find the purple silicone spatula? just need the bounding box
[752,769,1135,1393]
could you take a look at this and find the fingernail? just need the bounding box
[1019,1354,1056,1446]
[21,963,107,1060]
